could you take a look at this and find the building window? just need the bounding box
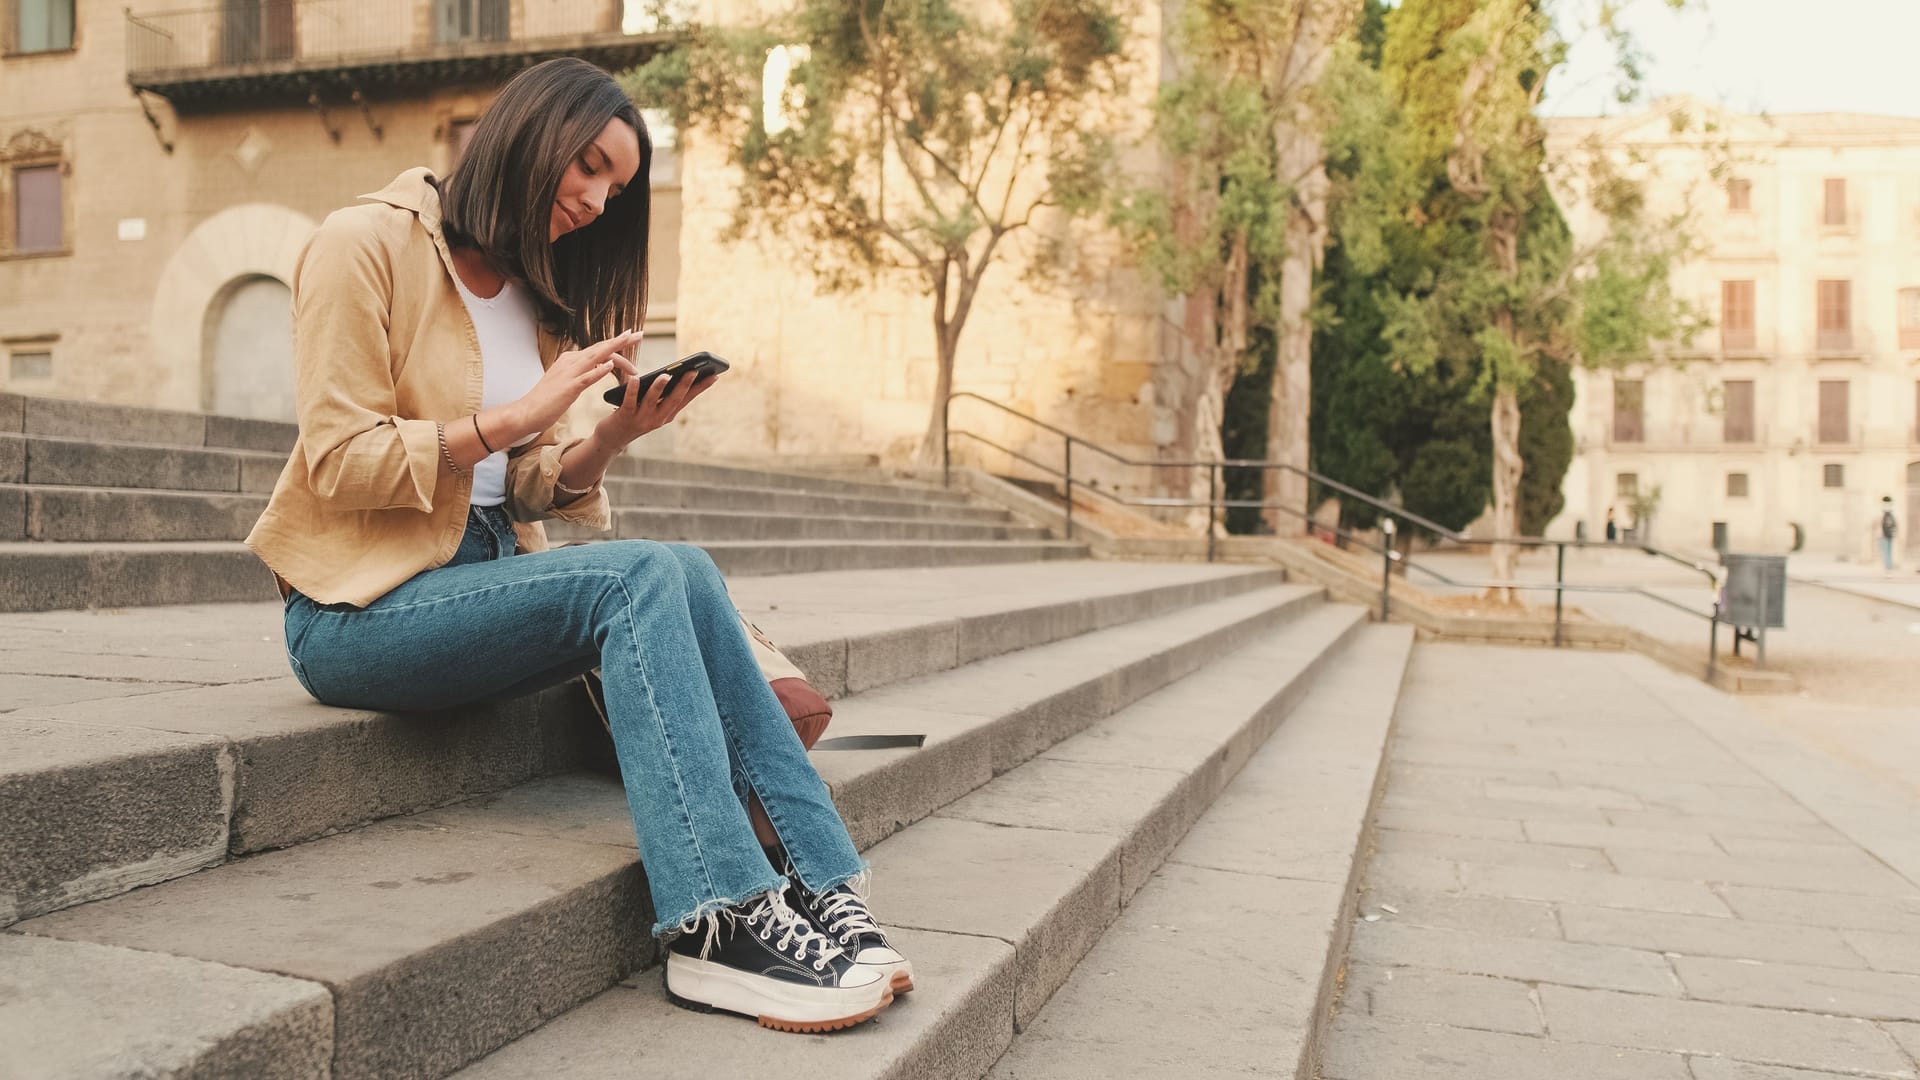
[1823,463,1845,489]
[12,163,62,251]
[1723,379,1755,443]
[1617,472,1639,499]
[1823,178,1848,227]
[1727,473,1749,498]
[1612,379,1644,444]
[1817,279,1852,351]
[1727,178,1751,212]
[8,348,51,379]
[1818,380,1850,444]
[1721,280,1755,350]
[1900,287,1920,350]
[13,0,74,52]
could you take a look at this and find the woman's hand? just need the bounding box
[510,330,642,438]
[591,359,717,452]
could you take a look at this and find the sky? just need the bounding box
[1541,0,1920,119]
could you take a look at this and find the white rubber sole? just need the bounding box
[665,953,893,1033]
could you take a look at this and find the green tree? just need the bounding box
[625,0,1129,464]
[1113,0,1353,530]
[1338,0,1701,592]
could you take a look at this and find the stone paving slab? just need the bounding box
[0,933,333,1080]
[1317,643,1920,1080]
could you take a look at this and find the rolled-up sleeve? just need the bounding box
[291,214,443,513]
[505,434,612,530]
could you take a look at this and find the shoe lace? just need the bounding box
[813,886,882,941]
[747,890,846,971]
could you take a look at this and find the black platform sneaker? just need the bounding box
[665,888,893,1033]
[786,874,917,995]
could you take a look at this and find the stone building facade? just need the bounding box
[1546,100,1920,560]
[1,0,1193,499]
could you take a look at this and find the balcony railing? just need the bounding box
[128,0,666,106]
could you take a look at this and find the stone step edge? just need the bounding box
[8,598,1355,1080]
[1,569,1296,925]
[987,624,1417,1080]
[612,461,973,503]
[443,605,1375,1080]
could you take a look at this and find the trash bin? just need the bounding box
[1720,552,1786,629]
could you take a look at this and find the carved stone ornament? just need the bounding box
[2,129,64,162]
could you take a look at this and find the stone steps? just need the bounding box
[598,476,1007,520]
[4,582,1356,1079]
[1,562,1291,925]
[549,507,1051,544]
[987,625,1414,1080]
[0,393,1065,612]
[444,606,1385,1080]
[0,538,1091,612]
[0,483,1039,545]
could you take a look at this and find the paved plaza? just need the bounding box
[1320,636,1920,1079]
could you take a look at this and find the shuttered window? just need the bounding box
[1817,280,1852,351]
[1613,379,1644,444]
[1721,280,1755,350]
[1727,178,1751,212]
[1823,179,1848,227]
[1723,380,1755,443]
[1817,380,1849,444]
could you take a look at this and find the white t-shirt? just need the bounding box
[450,273,545,507]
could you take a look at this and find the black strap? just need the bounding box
[811,734,926,751]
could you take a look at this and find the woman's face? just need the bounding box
[550,116,642,243]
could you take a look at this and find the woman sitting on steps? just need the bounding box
[244,56,912,1034]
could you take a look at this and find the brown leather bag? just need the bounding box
[578,608,831,752]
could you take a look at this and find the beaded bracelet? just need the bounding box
[437,421,465,476]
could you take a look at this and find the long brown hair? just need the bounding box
[436,57,650,347]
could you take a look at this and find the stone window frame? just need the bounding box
[0,128,71,259]
[3,332,57,385]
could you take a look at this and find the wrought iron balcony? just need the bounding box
[127,0,667,108]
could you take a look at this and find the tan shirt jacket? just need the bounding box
[244,168,613,607]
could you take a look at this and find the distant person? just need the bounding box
[244,58,909,1033]
[1880,495,1898,571]
[1605,507,1618,543]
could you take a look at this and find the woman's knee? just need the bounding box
[663,542,727,590]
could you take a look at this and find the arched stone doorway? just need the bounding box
[148,202,316,414]
[204,274,295,420]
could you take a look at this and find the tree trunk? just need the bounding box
[1488,380,1523,600]
[916,269,961,468]
[1263,0,1347,537]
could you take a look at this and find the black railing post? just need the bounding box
[1553,542,1567,648]
[1206,464,1219,563]
[1708,600,1720,683]
[1063,436,1074,540]
[941,394,951,489]
[1380,518,1397,621]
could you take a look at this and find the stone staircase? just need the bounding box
[0,393,1411,1080]
[0,392,1081,611]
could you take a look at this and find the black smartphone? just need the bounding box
[602,351,731,407]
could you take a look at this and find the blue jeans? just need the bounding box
[283,504,866,935]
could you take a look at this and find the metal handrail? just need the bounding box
[943,392,1735,679]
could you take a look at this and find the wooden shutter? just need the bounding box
[1727,179,1751,212]
[1817,280,1851,350]
[1818,380,1849,444]
[1824,179,1847,226]
[1722,380,1755,443]
[14,165,61,251]
[1900,288,1920,349]
[1721,280,1755,350]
